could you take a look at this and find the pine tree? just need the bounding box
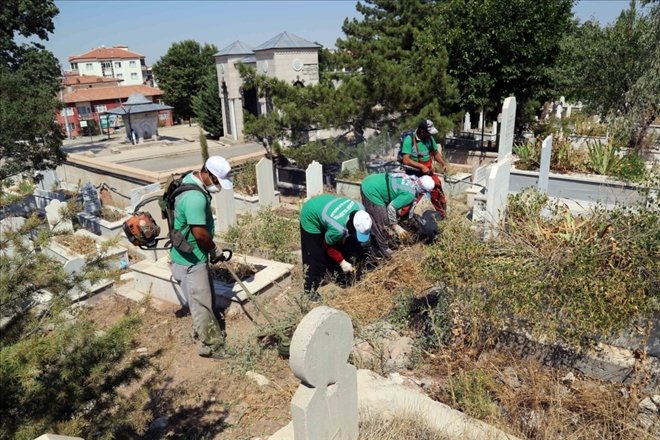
[192,73,224,138]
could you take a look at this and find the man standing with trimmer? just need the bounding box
[400,120,448,219]
[169,156,233,359]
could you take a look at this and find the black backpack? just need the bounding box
[158,171,208,253]
[397,130,419,163]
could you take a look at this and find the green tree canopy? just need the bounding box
[152,40,218,123]
[0,0,66,183]
[434,0,575,113]
[191,73,224,138]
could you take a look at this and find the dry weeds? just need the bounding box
[358,409,451,440]
[328,244,433,324]
[54,234,97,254]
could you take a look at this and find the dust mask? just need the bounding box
[205,184,220,193]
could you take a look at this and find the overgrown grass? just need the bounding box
[234,159,258,195]
[335,168,371,182]
[424,183,660,347]
[222,208,300,263]
[358,410,451,440]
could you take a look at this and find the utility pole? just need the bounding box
[59,85,72,140]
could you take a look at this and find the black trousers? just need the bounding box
[300,226,341,292]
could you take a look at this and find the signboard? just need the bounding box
[79,120,88,128]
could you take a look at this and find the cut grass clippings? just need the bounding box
[54,234,97,254]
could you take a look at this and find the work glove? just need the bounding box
[340,260,354,273]
[209,246,227,264]
[393,224,409,239]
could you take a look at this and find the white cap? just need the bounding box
[419,175,435,191]
[353,210,372,243]
[205,156,233,190]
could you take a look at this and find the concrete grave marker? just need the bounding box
[0,217,28,258]
[99,187,114,207]
[45,199,73,233]
[474,164,491,186]
[63,256,85,276]
[130,182,161,212]
[556,104,563,119]
[463,112,471,132]
[340,158,359,172]
[486,159,512,226]
[81,182,102,215]
[256,158,276,207]
[289,306,359,440]
[538,135,553,194]
[214,187,237,232]
[492,121,498,136]
[497,96,517,161]
[566,105,572,118]
[37,169,58,192]
[306,160,323,200]
[478,111,484,130]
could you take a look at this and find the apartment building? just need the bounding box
[67,45,153,86]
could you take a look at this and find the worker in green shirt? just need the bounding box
[400,119,448,218]
[299,195,373,300]
[361,172,435,258]
[169,156,233,359]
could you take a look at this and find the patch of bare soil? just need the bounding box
[86,292,299,439]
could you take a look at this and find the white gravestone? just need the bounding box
[256,158,276,207]
[478,111,484,130]
[486,159,512,226]
[130,182,161,212]
[37,169,58,192]
[497,97,517,161]
[306,161,323,201]
[214,187,237,233]
[463,112,471,132]
[340,158,359,172]
[492,121,498,136]
[474,164,491,186]
[45,199,73,233]
[290,306,359,440]
[538,135,553,194]
[556,104,563,119]
[0,217,28,258]
[566,105,572,118]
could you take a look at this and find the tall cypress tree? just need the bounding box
[192,73,224,138]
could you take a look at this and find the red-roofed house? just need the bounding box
[67,45,152,86]
[56,77,172,138]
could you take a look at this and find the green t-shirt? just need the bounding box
[401,134,438,163]
[169,173,214,265]
[300,194,364,245]
[361,173,416,210]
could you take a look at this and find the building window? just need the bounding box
[114,61,122,68]
[69,122,76,131]
[129,60,136,68]
[70,63,78,70]
[86,63,93,71]
[77,106,91,116]
[60,107,74,116]
[116,73,123,79]
[131,73,138,80]
[94,104,107,113]
[101,62,111,69]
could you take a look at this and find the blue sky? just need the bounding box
[35,1,643,70]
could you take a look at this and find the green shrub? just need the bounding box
[611,151,648,182]
[513,141,540,170]
[587,140,621,175]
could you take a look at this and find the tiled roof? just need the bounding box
[253,32,320,51]
[62,85,162,104]
[69,47,144,62]
[62,75,124,85]
[215,41,254,57]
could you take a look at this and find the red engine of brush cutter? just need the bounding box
[123,212,161,248]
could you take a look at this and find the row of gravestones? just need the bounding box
[472,96,555,232]
[463,111,498,136]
